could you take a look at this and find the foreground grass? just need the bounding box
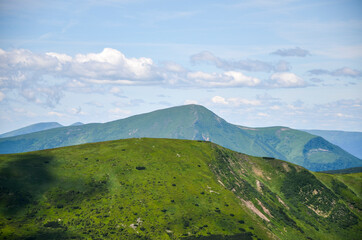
[0,138,360,239]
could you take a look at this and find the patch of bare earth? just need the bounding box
[256,180,263,193]
[252,166,264,178]
[282,163,290,172]
[277,196,289,209]
[307,205,332,218]
[239,198,270,222]
[256,199,273,218]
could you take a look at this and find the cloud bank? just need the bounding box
[271,47,310,57]
[309,67,361,78]
[190,51,291,72]
[0,48,311,107]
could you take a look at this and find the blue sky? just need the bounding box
[0,0,361,133]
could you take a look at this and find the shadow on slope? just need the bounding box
[0,154,54,216]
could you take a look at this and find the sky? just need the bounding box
[0,0,361,133]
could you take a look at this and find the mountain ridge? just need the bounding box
[0,104,361,171]
[0,122,63,138]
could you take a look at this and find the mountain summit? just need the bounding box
[0,104,360,171]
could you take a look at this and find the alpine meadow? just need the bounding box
[0,0,361,239]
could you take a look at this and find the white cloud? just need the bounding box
[224,71,261,87]
[46,52,72,63]
[0,48,313,109]
[188,71,261,88]
[269,72,306,88]
[0,48,157,85]
[0,91,5,102]
[212,96,228,105]
[70,48,156,81]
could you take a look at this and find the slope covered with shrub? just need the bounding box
[0,138,360,239]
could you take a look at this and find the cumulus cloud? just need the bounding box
[268,72,307,88]
[271,47,310,57]
[0,48,161,107]
[212,96,228,105]
[309,67,361,78]
[0,48,313,108]
[70,48,156,81]
[0,48,158,85]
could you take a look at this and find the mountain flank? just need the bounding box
[303,129,362,159]
[0,104,361,171]
[0,138,360,239]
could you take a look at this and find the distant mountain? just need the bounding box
[303,129,362,159]
[69,122,84,126]
[0,105,361,171]
[0,122,63,138]
[0,138,360,239]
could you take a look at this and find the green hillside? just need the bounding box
[0,105,360,171]
[303,129,362,159]
[320,167,362,174]
[0,138,360,239]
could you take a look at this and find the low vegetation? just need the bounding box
[0,138,360,239]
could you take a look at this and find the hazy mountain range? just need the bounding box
[1,138,360,239]
[0,122,83,138]
[0,105,360,172]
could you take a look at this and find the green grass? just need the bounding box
[0,138,360,239]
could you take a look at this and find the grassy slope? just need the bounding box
[242,126,362,171]
[303,130,362,159]
[0,105,361,171]
[0,138,360,240]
